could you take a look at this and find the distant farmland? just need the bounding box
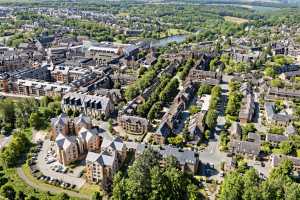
[224,16,250,24]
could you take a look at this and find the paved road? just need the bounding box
[16,167,90,200]
[0,135,12,149]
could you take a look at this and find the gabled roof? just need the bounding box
[51,113,69,128]
[101,137,125,152]
[86,150,116,167]
[78,127,98,143]
[74,114,91,126]
[55,134,76,150]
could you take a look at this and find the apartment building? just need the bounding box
[50,113,72,140]
[55,134,81,165]
[85,137,127,190]
[117,114,149,135]
[85,151,118,190]
[51,114,102,165]
[62,92,114,119]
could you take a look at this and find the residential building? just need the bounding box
[266,87,300,100]
[117,114,149,135]
[229,140,261,159]
[239,94,255,124]
[135,144,199,175]
[74,114,92,134]
[55,134,82,165]
[78,127,101,152]
[270,154,300,171]
[265,134,288,146]
[188,111,206,143]
[50,113,71,140]
[62,92,114,119]
[229,122,242,140]
[264,102,292,126]
[85,150,118,190]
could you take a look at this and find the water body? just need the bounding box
[207,3,281,11]
[150,35,187,48]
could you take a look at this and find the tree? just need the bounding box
[205,109,218,130]
[270,78,284,88]
[0,99,15,129]
[159,78,179,103]
[17,191,26,200]
[219,171,243,200]
[242,169,261,200]
[149,166,168,200]
[55,193,70,200]
[148,102,162,121]
[188,105,200,115]
[197,84,212,96]
[111,148,197,200]
[187,183,202,200]
[1,185,16,200]
[29,112,43,130]
[92,192,102,200]
[112,172,127,200]
[279,141,293,155]
[264,67,276,78]
[48,101,62,116]
[40,96,50,107]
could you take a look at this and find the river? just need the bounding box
[150,35,188,48]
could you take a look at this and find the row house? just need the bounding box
[266,87,300,100]
[265,134,288,146]
[187,68,222,85]
[188,111,206,143]
[12,79,71,97]
[62,92,114,119]
[239,94,255,124]
[279,70,300,80]
[0,53,29,73]
[270,154,300,172]
[229,140,261,159]
[154,83,196,144]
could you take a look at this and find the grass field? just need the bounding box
[160,28,190,38]
[224,16,250,24]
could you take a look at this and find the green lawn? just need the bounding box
[79,183,102,196]
[2,167,55,200]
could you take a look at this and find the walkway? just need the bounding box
[16,167,90,200]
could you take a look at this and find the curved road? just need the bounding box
[16,167,90,200]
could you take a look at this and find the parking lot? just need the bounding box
[36,139,86,189]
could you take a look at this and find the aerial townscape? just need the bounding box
[1,0,300,199]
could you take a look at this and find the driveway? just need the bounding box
[36,140,86,188]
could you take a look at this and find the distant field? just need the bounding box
[224,16,250,24]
